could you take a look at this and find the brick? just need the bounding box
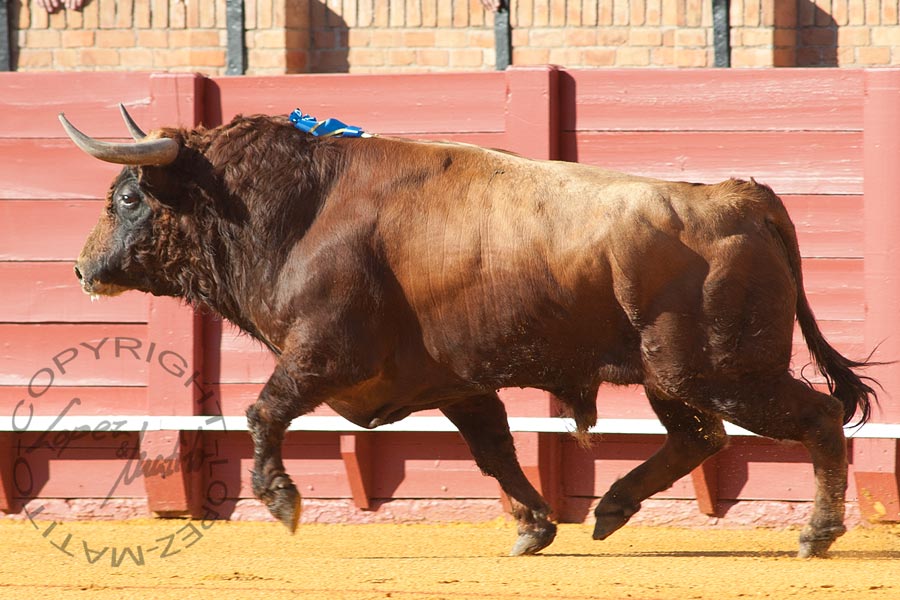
[257,0,273,28]
[596,29,629,45]
[61,30,96,48]
[119,48,156,68]
[772,47,796,66]
[366,29,398,47]
[469,30,495,48]
[651,46,675,65]
[286,28,310,50]
[16,49,53,70]
[137,30,170,48]
[436,1,452,26]
[134,1,151,28]
[53,49,85,68]
[529,29,565,46]
[549,0,566,25]
[436,29,467,46]
[837,26,871,46]
[81,47,121,66]
[48,8,65,29]
[597,1,612,25]
[386,49,417,66]
[248,48,287,69]
[452,0,468,26]
[674,28,707,47]
[285,49,308,73]
[865,0,881,25]
[449,48,486,67]
[512,29,530,46]
[837,46,856,66]
[152,0,169,28]
[348,48,386,66]
[800,26,837,47]
[628,29,663,46]
[832,0,849,25]
[347,29,371,46]
[731,47,774,67]
[674,47,709,67]
[612,0,629,25]
[66,7,84,28]
[883,0,899,25]
[26,29,61,48]
[189,49,227,67]
[419,0,436,26]
[632,0,648,25]
[872,26,900,46]
[403,30,436,46]
[760,0,775,26]
[254,28,287,49]
[773,28,798,48]
[616,47,651,66]
[416,48,449,66]
[564,29,597,47]
[170,0,187,28]
[740,27,774,47]
[95,30,137,48]
[685,0,703,26]
[645,0,662,25]
[581,0,597,26]
[548,47,583,65]
[857,46,890,65]
[583,48,616,66]
[566,0,581,26]
[98,0,117,28]
[773,0,796,27]
[511,47,550,65]
[532,0,549,26]
[169,29,224,48]
[116,0,134,27]
[848,0,865,25]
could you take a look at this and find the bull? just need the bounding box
[61,105,877,558]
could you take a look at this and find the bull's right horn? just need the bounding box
[59,112,179,166]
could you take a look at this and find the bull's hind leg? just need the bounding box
[593,390,728,540]
[441,393,557,556]
[714,374,848,558]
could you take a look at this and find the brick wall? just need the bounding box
[8,1,900,73]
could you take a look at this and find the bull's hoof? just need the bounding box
[797,539,833,559]
[265,478,302,533]
[592,499,640,541]
[797,525,845,558]
[509,523,557,556]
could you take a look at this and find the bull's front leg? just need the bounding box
[246,362,322,532]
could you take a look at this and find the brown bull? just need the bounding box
[62,106,877,558]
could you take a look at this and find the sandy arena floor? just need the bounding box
[0,519,898,599]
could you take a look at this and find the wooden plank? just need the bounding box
[715,438,816,501]
[0,386,147,416]
[560,131,863,195]
[0,323,149,387]
[0,262,148,323]
[0,140,122,200]
[0,200,105,260]
[205,72,507,132]
[801,258,864,321]
[783,195,863,259]
[10,432,145,499]
[560,69,865,132]
[0,72,153,138]
[340,433,374,509]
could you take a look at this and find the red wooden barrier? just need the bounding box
[1,68,898,526]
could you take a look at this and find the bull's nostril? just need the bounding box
[74,265,83,281]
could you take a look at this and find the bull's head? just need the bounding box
[61,106,185,299]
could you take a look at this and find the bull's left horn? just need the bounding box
[118,103,147,140]
[58,113,178,166]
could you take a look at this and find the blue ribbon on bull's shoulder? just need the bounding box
[289,108,371,138]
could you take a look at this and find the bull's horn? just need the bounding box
[118,103,147,140]
[58,112,179,166]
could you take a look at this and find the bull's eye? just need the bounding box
[119,193,139,209]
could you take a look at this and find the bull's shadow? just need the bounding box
[774,0,839,67]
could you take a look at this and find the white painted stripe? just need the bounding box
[2,414,899,438]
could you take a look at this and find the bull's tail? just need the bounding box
[763,185,879,426]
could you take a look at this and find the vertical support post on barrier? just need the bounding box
[856,69,900,522]
[504,66,559,160]
[0,433,14,512]
[341,433,374,510]
[141,74,206,516]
